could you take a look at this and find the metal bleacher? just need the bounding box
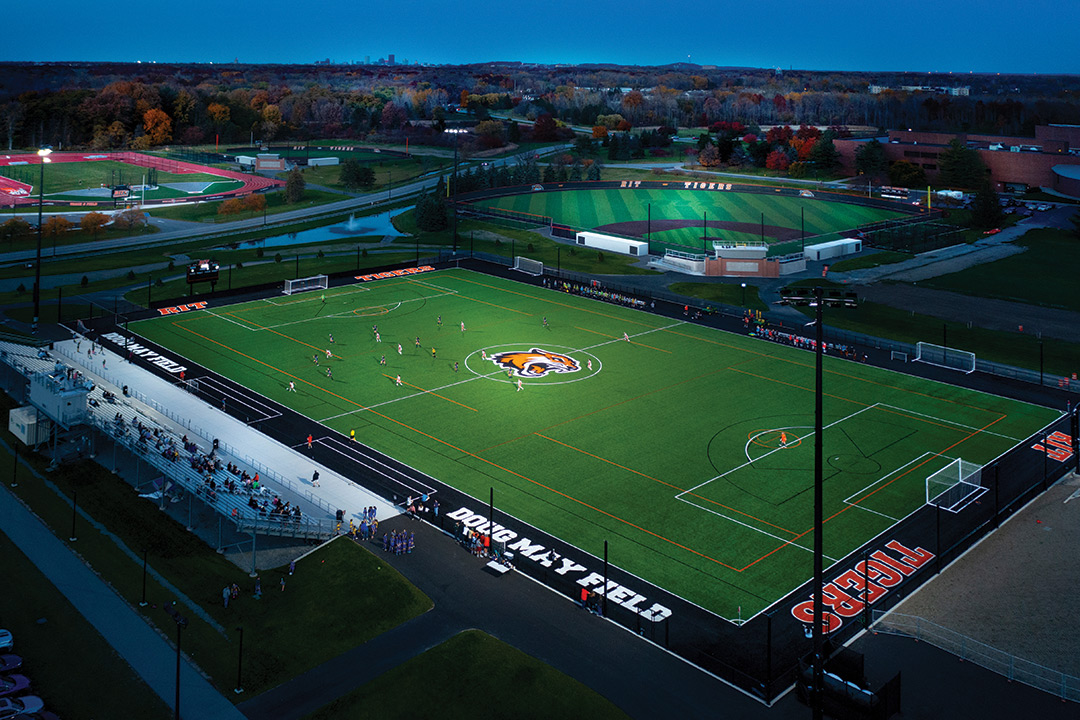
[3,339,338,542]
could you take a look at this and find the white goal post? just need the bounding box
[283,274,329,295]
[513,256,544,277]
[890,350,908,362]
[914,342,975,374]
[926,458,986,513]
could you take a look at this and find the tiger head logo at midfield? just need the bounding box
[489,348,580,378]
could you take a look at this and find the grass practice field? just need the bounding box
[474,188,908,255]
[1,159,242,200]
[133,269,1057,620]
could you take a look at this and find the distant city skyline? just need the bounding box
[7,0,1078,75]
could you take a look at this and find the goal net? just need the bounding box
[926,458,985,512]
[914,342,975,374]
[513,256,544,276]
[283,274,329,295]
[890,350,908,362]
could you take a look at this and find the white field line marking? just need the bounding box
[674,494,839,563]
[248,290,459,332]
[316,321,687,423]
[316,436,438,497]
[877,403,1021,442]
[194,376,282,420]
[261,284,372,307]
[201,309,263,331]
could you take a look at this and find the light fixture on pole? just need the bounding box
[446,128,468,254]
[32,146,52,335]
[779,285,857,720]
[741,282,747,306]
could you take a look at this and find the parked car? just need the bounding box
[0,659,19,675]
[9,712,59,720]
[0,675,29,698]
[983,228,1001,235]
[0,632,11,653]
[0,696,44,719]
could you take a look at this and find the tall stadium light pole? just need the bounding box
[812,286,825,720]
[447,129,467,253]
[741,282,747,306]
[780,284,856,720]
[32,146,52,335]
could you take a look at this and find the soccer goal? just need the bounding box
[890,350,908,362]
[283,274,329,295]
[513,256,544,277]
[926,458,986,512]
[914,342,975,374]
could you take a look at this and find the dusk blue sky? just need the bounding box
[7,0,1077,74]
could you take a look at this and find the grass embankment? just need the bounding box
[829,250,914,272]
[304,630,630,720]
[0,405,431,698]
[0,524,171,719]
[920,228,1080,312]
[795,299,1080,378]
[668,281,767,311]
[392,210,659,276]
[147,189,344,223]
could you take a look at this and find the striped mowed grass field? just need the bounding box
[474,187,907,253]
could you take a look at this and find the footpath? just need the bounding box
[0,465,245,720]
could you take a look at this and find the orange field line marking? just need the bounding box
[534,433,798,537]
[728,367,869,406]
[380,373,477,412]
[738,412,1008,573]
[171,319,731,572]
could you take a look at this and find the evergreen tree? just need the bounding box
[854,138,888,179]
[357,165,377,190]
[607,134,621,161]
[339,159,364,190]
[809,133,840,172]
[970,181,1004,229]
[586,161,602,181]
[938,139,988,189]
[568,161,583,181]
[507,121,521,143]
[284,168,306,203]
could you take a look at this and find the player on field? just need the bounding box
[326,367,333,380]
[329,333,334,344]
[379,354,386,366]
[437,315,442,327]
[395,375,402,386]
[415,336,421,349]
[623,332,630,342]
[587,359,592,371]
[312,354,319,365]
[516,379,523,392]
[780,431,788,447]
[397,343,403,355]
[288,381,296,392]
[481,350,487,361]
[460,321,466,333]
[454,361,459,372]
[375,331,381,343]
[326,348,332,359]
[542,316,548,329]
[431,347,437,359]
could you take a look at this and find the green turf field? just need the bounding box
[132,269,1057,620]
[474,188,907,253]
[1,159,238,199]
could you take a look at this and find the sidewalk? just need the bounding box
[0,472,245,720]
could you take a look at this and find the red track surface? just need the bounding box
[0,151,283,206]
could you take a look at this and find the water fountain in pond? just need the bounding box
[329,213,375,235]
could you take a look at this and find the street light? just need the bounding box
[163,603,188,720]
[446,128,468,254]
[779,285,857,720]
[234,626,245,694]
[32,146,52,335]
[740,282,747,306]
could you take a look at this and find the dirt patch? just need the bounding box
[881,242,1028,282]
[893,476,1080,676]
[596,219,801,242]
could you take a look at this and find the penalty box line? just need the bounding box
[877,403,1020,442]
[670,404,884,564]
[233,288,461,333]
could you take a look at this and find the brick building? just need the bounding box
[836,125,1080,197]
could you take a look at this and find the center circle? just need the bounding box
[465,344,601,385]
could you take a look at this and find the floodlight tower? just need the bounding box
[32,146,52,335]
[446,128,468,253]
